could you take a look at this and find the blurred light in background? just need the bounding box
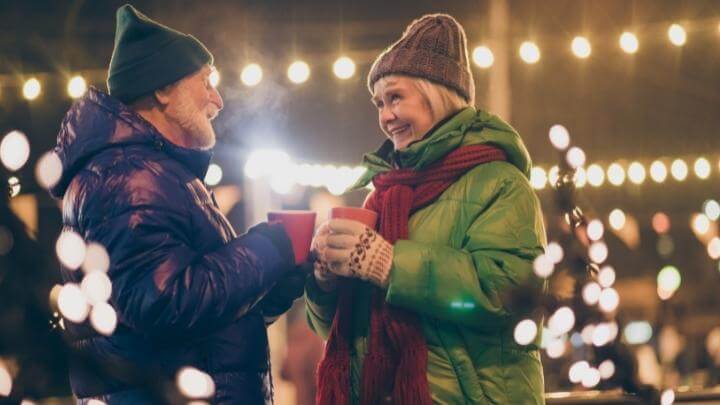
[652,212,671,234]
[573,167,587,188]
[0,130,30,171]
[80,271,112,305]
[533,254,554,278]
[691,213,711,235]
[608,209,626,230]
[627,161,646,184]
[546,242,564,264]
[569,360,590,384]
[90,302,117,336]
[707,237,720,260]
[548,306,575,336]
[57,283,90,323]
[7,177,20,197]
[530,167,547,190]
[704,200,720,220]
[657,265,681,299]
[598,287,620,312]
[671,159,688,181]
[566,147,586,169]
[240,63,263,87]
[620,32,639,54]
[599,359,616,380]
[209,69,220,88]
[586,219,604,241]
[55,230,86,270]
[205,163,223,186]
[0,359,11,397]
[548,165,559,188]
[514,319,538,345]
[35,151,63,190]
[472,46,494,68]
[598,266,616,287]
[694,157,711,179]
[176,367,215,399]
[287,60,310,84]
[581,367,600,388]
[661,389,676,405]
[67,75,87,99]
[519,41,541,64]
[589,241,608,263]
[582,282,601,305]
[571,36,592,58]
[668,24,687,47]
[23,77,41,100]
[650,160,668,183]
[333,56,356,79]
[548,125,570,150]
[586,164,605,187]
[624,321,653,344]
[607,163,625,186]
[82,243,110,274]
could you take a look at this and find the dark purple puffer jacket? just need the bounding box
[50,88,295,403]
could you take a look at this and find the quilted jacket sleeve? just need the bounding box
[80,166,292,338]
[385,170,546,332]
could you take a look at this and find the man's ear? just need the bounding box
[154,84,174,106]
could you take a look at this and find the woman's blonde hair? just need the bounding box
[375,74,473,123]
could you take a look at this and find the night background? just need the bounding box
[2,0,720,403]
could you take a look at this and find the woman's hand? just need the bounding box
[313,219,394,288]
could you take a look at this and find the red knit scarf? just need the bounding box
[316,144,507,405]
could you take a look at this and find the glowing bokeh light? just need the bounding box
[586,164,605,187]
[23,78,41,100]
[472,46,494,68]
[56,230,86,270]
[176,367,216,399]
[287,61,310,84]
[571,36,592,58]
[35,151,63,189]
[619,32,639,54]
[582,282,602,305]
[514,319,538,346]
[549,125,570,150]
[204,163,223,186]
[598,288,620,312]
[58,283,90,323]
[519,41,541,64]
[240,63,263,87]
[0,130,30,171]
[67,75,87,99]
[668,24,687,47]
[333,56,356,79]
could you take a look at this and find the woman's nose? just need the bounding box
[379,106,395,124]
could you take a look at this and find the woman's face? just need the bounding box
[372,76,436,150]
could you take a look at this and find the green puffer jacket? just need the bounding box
[305,107,547,404]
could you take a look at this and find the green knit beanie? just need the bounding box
[107,4,213,104]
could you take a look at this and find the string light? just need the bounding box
[692,213,711,235]
[176,367,216,399]
[627,161,646,184]
[652,212,671,234]
[703,200,720,221]
[530,167,547,190]
[90,302,118,336]
[546,242,564,264]
[708,237,720,260]
[582,282,602,305]
[668,24,687,46]
[619,32,639,54]
[624,321,653,344]
[548,125,570,150]
[472,46,494,68]
[333,56,356,79]
[35,151,63,189]
[589,241,609,264]
[694,157,711,179]
[67,75,87,99]
[609,209,626,230]
[82,243,110,274]
[657,265,681,296]
[240,63,263,87]
[569,361,590,384]
[607,163,625,186]
[566,147,586,169]
[80,271,112,305]
[548,306,575,336]
[0,130,30,171]
[598,287,620,312]
[514,319,538,345]
[671,159,688,181]
[287,60,310,84]
[661,389,676,405]
[58,283,90,323]
[0,360,11,397]
[586,164,605,187]
[519,41,541,64]
[56,230,87,270]
[599,359,616,379]
[650,160,668,183]
[23,77,41,100]
[571,36,592,58]
[533,254,555,278]
[586,219,605,241]
[598,266,616,287]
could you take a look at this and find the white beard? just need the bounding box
[166,89,216,150]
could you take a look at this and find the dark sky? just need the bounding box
[3,0,720,167]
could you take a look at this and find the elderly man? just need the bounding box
[49,5,303,403]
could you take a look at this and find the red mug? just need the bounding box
[267,210,317,264]
[330,207,378,230]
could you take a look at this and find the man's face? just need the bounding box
[163,65,224,150]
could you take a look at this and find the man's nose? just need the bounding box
[210,87,224,111]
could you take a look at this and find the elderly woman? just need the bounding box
[306,14,547,405]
